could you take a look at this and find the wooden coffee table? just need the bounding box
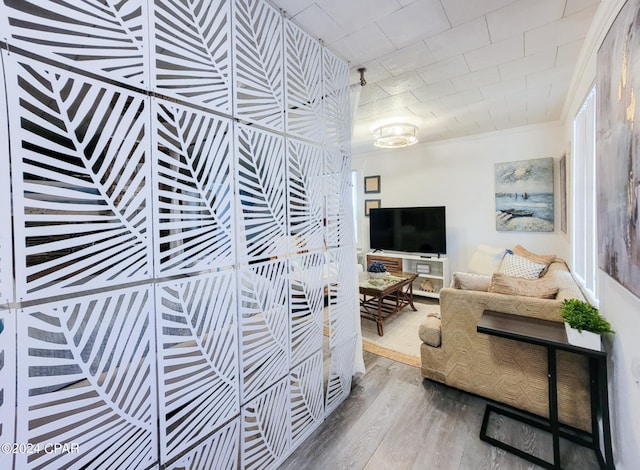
[359,272,419,336]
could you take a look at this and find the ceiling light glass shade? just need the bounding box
[373,123,419,148]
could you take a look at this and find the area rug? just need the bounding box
[360,300,440,368]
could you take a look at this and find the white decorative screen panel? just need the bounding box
[15,287,157,470]
[0,59,11,304]
[325,335,357,416]
[152,0,233,113]
[285,20,322,143]
[167,418,240,470]
[324,150,355,249]
[289,252,324,366]
[323,48,351,151]
[156,271,239,463]
[7,54,152,301]
[3,0,149,88]
[0,310,15,470]
[290,351,324,449]
[154,101,234,276]
[235,123,287,262]
[238,259,289,402]
[233,0,284,131]
[0,0,358,466]
[242,377,289,470]
[288,139,324,254]
[326,247,358,348]
[0,7,8,35]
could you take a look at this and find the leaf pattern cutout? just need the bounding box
[0,58,11,304]
[288,139,324,254]
[326,247,358,348]
[285,20,322,143]
[9,57,151,299]
[154,101,234,275]
[156,272,239,462]
[290,352,324,447]
[290,252,324,366]
[236,123,287,262]
[17,287,157,469]
[153,0,232,112]
[325,335,357,416]
[4,0,148,87]
[0,310,15,470]
[323,48,351,151]
[238,260,289,402]
[167,419,240,470]
[325,150,354,249]
[242,378,289,469]
[233,0,284,131]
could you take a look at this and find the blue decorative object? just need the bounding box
[367,261,386,273]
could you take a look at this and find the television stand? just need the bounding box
[366,252,449,299]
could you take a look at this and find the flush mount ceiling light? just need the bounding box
[373,123,419,148]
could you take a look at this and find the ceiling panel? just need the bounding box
[376,71,425,95]
[425,18,491,61]
[440,0,518,27]
[330,23,395,63]
[417,56,469,85]
[524,5,599,55]
[486,0,566,43]
[464,36,524,71]
[317,0,400,35]
[272,0,602,153]
[498,49,557,81]
[451,67,501,92]
[412,80,457,102]
[377,0,450,48]
[377,42,437,76]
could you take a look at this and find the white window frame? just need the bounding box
[351,169,358,244]
[571,86,599,304]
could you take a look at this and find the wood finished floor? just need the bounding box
[279,351,601,470]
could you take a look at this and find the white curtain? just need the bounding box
[349,83,361,137]
[349,82,366,375]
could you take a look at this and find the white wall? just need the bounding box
[353,122,569,274]
[600,276,640,468]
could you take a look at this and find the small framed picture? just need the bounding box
[364,175,381,193]
[364,199,381,216]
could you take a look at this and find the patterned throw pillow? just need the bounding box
[498,252,546,279]
[513,245,556,276]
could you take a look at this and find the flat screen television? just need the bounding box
[369,206,446,255]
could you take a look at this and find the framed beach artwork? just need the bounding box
[495,157,554,232]
[596,0,640,299]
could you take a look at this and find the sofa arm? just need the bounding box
[434,287,591,431]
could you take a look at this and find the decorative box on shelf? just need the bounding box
[415,263,431,274]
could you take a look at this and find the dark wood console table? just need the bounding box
[477,310,614,469]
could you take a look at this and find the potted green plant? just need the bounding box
[561,298,614,350]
